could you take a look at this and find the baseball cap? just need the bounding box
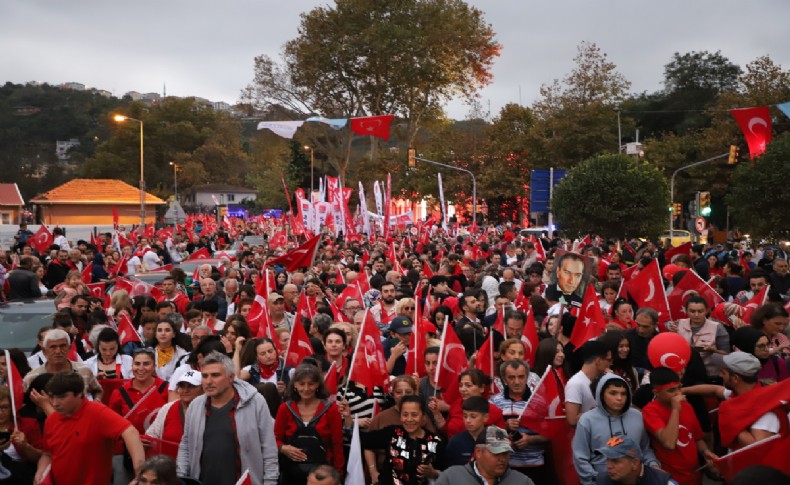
[722,351,761,376]
[267,292,285,304]
[389,316,413,334]
[176,369,202,386]
[475,426,513,454]
[595,436,642,460]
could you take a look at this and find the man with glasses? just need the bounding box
[23,328,103,402]
[342,298,363,321]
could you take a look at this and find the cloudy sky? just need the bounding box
[3,0,789,120]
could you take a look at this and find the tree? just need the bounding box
[528,42,631,167]
[241,0,501,180]
[727,132,790,240]
[551,154,668,239]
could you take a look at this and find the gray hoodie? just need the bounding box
[571,374,659,485]
[177,378,279,485]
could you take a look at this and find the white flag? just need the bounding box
[256,121,305,139]
[345,418,364,485]
[438,173,448,231]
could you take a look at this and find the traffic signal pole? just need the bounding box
[412,155,476,226]
[669,152,728,240]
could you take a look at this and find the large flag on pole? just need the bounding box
[267,235,321,272]
[730,106,772,158]
[347,309,390,395]
[434,318,468,405]
[570,284,607,348]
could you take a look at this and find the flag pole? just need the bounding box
[4,350,17,428]
[433,316,450,399]
[342,309,367,398]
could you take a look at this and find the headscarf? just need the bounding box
[731,327,765,359]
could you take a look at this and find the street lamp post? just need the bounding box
[304,145,314,195]
[412,155,477,226]
[669,152,729,238]
[169,162,179,202]
[113,115,145,228]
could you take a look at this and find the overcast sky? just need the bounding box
[3,0,788,120]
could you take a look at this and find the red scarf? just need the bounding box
[258,361,279,379]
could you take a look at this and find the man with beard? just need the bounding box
[371,281,398,331]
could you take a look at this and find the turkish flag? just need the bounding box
[350,114,394,141]
[234,470,252,485]
[123,383,167,434]
[730,106,772,158]
[111,206,120,228]
[623,259,671,325]
[406,313,426,378]
[667,270,724,320]
[4,350,24,415]
[514,289,530,313]
[435,320,468,405]
[335,284,362,313]
[149,264,174,273]
[86,282,106,300]
[284,311,313,367]
[475,334,497,394]
[348,309,390,396]
[519,367,579,485]
[108,256,129,277]
[268,235,321,272]
[270,230,287,248]
[117,314,142,345]
[664,242,692,263]
[718,377,790,449]
[714,434,790,483]
[81,262,93,284]
[491,307,505,335]
[570,284,607,348]
[621,264,639,281]
[184,247,211,261]
[114,277,163,300]
[30,225,53,254]
[324,361,339,397]
[421,261,434,278]
[141,435,179,460]
[522,309,539,366]
[741,284,770,324]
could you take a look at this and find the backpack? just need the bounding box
[281,400,331,480]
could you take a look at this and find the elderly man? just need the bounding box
[594,436,677,485]
[223,278,239,316]
[177,352,278,485]
[268,292,295,332]
[199,278,228,321]
[23,328,102,401]
[435,426,534,485]
[281,283,299,313]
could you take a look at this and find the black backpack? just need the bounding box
[283,401,331,480]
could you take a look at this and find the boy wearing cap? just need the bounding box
[642,368,715,485]
[435,425,535,485]
[384,316,413,375]
[595,436,678,485]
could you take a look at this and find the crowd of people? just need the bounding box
[1,220,790,485]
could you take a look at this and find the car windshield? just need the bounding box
[0,308,55,352]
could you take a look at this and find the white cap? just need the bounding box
[176,369,202,386]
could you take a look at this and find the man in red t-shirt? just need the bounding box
[34,372,144,485]
[642,367,717,485]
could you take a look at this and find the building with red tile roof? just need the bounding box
[0,183,24,225]
[30,179,165,225]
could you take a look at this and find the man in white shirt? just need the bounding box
[565,340,612,426]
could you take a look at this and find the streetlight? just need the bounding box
[304,145,314,195]
[113,114,145,228]
[169,162,179,202]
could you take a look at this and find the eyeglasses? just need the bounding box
[402,306,415,310]
[133,347,155,356]
[344,306,362,312]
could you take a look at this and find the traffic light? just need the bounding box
[728,145,740,165]
[408,148,416,169]
[698,191,711,217]
[671,202,681,214]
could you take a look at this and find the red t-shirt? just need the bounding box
[642,400,703,485]
[108,378,168,433]
[44,400,132,485]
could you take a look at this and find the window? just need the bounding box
[227,194,235,202]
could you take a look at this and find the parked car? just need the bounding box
[659,230,693,247]
[0,299,56,353]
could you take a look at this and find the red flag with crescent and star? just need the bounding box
[667,270,724,319]
[350,114,394,141]
[730,106,772,158]
[622,259,671,326]
[348,309,390,395]
[570,284,607,348]
[30,225,53,254]
[435,319,468,405]
[267,235,321,272]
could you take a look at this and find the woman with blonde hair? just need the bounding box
[108,289,133,319]
[53,270,88,310]
[396,298,416,317]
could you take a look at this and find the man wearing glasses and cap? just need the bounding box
[436,425,535,484]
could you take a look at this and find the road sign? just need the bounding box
[529,169,567,213]
[695,217,706,233]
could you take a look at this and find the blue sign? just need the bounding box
[529,169,566,213]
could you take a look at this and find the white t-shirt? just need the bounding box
[142,251,161,270]
[565,371,597,413]
[126,256,141,275]
[53,235,70,250]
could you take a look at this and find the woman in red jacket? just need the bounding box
[436,368,506,438]
[275,363,344,484]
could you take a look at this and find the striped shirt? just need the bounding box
[490,389,545,467]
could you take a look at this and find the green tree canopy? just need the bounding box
[551,154,669,239]
[726,132,790,240]
[241,0,501,180]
